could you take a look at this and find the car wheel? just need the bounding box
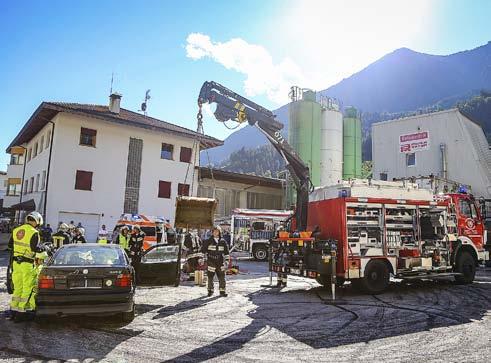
[360,259,390,294]
[454,251,476,284]
[253,245,268,261]
[121,307,135,323]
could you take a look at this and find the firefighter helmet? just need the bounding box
[26,211,43,227]
[58,223,69,232]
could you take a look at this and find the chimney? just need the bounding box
[109,92,122,114]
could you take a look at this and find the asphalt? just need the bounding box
[0,251,490,362]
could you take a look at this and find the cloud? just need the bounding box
[186,33,305,104]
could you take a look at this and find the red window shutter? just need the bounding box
[180,147,192,163]
[75,170,93,190]
[158,181,171,198]
[178,183,190,196]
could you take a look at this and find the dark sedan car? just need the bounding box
[35,243,181,322]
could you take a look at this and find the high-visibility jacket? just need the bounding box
[118,234,130,250]
[12,224,38,259]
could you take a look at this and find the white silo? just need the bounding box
[320,98,343,186]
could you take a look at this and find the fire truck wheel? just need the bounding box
[454,251,476,284]
[252,245,268,261]
[360,259,390,294]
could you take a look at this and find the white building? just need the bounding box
[372,108,491,198]
[0,171,7,203]
[4,94,222,241]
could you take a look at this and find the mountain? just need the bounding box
[206,41,491,164]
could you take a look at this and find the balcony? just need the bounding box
[7,164,23,179]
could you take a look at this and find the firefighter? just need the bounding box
[51,223,71,248]
[275,225,288,288]
[117,226,131,254]
[129,225,145,282]
[72,227,87,243]
[183,229,203,282]
[98,224,109,244]
[7,211,44,322]
[201,226,229,297]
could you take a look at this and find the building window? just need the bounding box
[24,180,28,194]
[41,170,47,190]
[75,170,93,191]
[46,131,51,149]
[161,143,174,160]
[10,153,24,165]
[29,177,34,193]
[180,147,192,163]
[80,127,97,147]
[33,142,38,158]
[178,183,190,196]
[406,153,416,167]
[158,180,171,198]
[27,148,32,162]
[40,136,44,153]
[6,178,21,196]
[380,172,388,181]
[35,174,40,192]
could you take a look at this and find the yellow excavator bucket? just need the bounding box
[174,196,218,229]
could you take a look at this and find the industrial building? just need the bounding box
[198,167,285,217]
[4,94,222,241]
[372,108,491,198]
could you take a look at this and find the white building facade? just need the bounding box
[5,96,221,241]
[372,109,491,198]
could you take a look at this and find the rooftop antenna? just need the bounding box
[140,89,151,116]
[110,72,114,94]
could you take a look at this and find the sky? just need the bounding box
[1,0,491,171]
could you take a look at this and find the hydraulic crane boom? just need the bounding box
[198,81,312,231]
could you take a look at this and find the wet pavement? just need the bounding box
[0,251,490,362]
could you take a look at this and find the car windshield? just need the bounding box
[52,246,125,266]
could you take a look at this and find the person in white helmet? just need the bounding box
[51,223,71,248]
[7,211,44,322]
[72,227,87,243]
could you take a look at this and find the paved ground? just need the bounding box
[0,251,490,362]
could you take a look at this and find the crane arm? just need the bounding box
[198,81,311,231]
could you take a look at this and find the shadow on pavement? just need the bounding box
[166,275,491,362]
[153,296,220,320]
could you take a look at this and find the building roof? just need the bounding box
[6,101,223,152]
[372,108,484,130]
[199,167,284,189]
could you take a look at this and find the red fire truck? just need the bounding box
[198,81,489,294]
[293,180,489,293]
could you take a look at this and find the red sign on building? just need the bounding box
[399,131,430,153]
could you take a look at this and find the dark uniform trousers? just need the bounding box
[207,268,226,293]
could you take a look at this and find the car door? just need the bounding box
[138,243,182,286]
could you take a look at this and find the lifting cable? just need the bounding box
[183,101,216,199]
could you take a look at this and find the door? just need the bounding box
[58,212,100,243]
[456,198,484,249]
[139,244,181,286]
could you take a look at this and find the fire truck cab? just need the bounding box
[271,180,489,294]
